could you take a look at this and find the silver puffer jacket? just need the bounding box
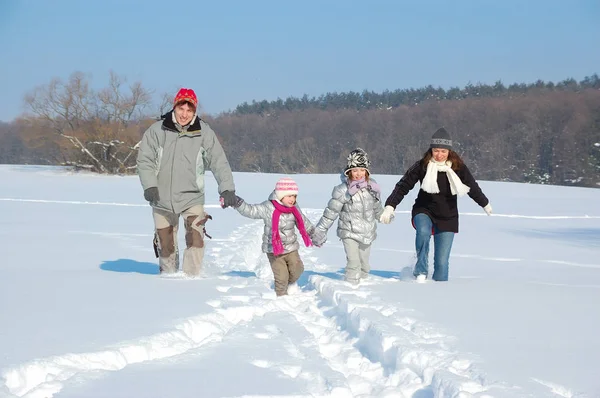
[236,191,315,254]
[315,174,384,245]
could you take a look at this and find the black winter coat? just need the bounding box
[384,161,489,232]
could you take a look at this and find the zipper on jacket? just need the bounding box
[359,189,367,216]
[169,134,179,213]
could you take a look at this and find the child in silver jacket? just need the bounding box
[234,177,315,296]
[313,148,384,284]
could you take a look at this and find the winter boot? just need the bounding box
[159,253,178,274]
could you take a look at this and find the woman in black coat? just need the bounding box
[380,128,492,282]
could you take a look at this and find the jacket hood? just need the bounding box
[268,190,278,201]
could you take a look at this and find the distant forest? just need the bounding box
[1,72,599,187]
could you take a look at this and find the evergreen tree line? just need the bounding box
[212,87,600,187]
[233,74,600,115]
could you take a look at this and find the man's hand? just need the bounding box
[220,190,238,208]
[144,187,160,204]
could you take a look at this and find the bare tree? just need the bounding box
[23,71,153,173]
[157,92,174,116]
[97,71,152,125]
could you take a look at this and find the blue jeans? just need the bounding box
[413,213,455,281]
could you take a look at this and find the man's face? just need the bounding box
[174,103,195,126]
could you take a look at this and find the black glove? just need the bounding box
[220,190,238,208]
[144,187,160,204]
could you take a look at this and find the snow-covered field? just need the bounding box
[1,165,599,398]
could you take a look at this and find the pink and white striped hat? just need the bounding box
[275,177,299,200]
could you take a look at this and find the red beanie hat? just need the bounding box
[173,88,198,108]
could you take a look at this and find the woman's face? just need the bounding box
[281,195,297,207]
[349,168,367,181]
[432,148,449,162]
[174,102,195,126]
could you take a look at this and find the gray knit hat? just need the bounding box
[430,128,452,150]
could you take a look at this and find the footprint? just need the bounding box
[231,282,249,289]
[379,306,397,317]
[250,359,271,368]
[449,359,473,374]
[264,324,282,334]
[279,365,302,378]
[223,295,251,303]
[284,342,306,359]
[206,300,221,308]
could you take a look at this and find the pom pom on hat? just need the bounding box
[275,177,299,200]
[174,88,198,109]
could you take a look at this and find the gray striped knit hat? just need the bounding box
[430,128,452,150]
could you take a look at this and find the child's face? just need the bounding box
[349,168,367,181]
[281,195,297,207]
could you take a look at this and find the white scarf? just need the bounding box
[421,160,470,196]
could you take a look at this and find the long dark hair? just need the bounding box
[420,149,465,171]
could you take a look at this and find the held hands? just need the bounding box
[379,205,395,224]
[220,190,239,208]
[311,230,327,247]
[220,194,244,209]
[483,203,493,216]
[143,187,159,205]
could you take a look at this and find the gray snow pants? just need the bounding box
[342,238,372,283]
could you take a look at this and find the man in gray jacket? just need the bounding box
[137,88,237,276]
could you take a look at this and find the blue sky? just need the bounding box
[0,0,598,122]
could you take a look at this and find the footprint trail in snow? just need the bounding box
[2,216,538,397]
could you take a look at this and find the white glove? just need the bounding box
[380,205,395,224]
[483,203,492,216]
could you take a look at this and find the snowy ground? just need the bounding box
[1,165,599,398]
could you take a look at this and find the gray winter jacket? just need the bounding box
[137,111,235,214]
[236,191,315,254]
[315,175,384,245]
